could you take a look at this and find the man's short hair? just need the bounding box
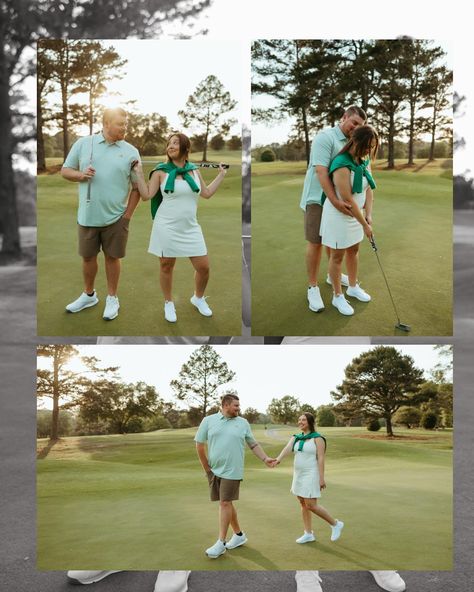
[102,107,127,125]
[343,105,367,122]
[221,393,239,406]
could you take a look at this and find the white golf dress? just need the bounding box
[291,438,321,499]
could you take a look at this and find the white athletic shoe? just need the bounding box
[370,571,406,592]
[205,539,226,558]
[154,570,191,592]
[332,294,354,316]
[346,283,371,302]
[330,519,344,541]
[326,273,349,287]
[226,532,248,549]
[103,295,119,320]
[295,571,323,592]
[190,295,213,317]
[164,301,177,323]
[65,291,98,313]
[296,531,316,544]
[67,571,122,584]
[307,286,324,312]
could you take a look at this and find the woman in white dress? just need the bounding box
[275,412,344,543]
[320,125,379,316]
[133,133,227,322]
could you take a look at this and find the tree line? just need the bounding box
[252,39,452,167]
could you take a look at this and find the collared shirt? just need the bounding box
[194,412,257,480]
[299,125,348,210]
[63,132,140,227]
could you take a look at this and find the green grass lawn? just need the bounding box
[37,150,242,336]
[252,159,453,336]
[37,425,452,571]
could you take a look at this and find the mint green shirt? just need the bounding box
[194,412,257,480]
[299,125,348,210]
[63,133,140,227]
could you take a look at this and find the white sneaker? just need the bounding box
[326,273,349,287]
[67,571,122,584]
[205,539,226,558]
[307,286,324,312]
[332,294,354,316]
[346,283,371,302]
[226,531,247,549]
[330,519,344,541]
[295,571,323,592]
[154,570,191,592]
[65,291,98,313]
[164,301,177,323]
[370,571,406,592]
[103,295,119,320]
[296,531,316,544]
[190,294,213,317]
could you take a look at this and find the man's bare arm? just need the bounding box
[61,166,94,182]
[316,165,353,216]
[196,442,212,473]
[123,187,140,219]
[247,441,275,466]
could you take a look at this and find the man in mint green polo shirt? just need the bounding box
[300,106,367,313]
[195,393,275,558]
[61,107,141,321]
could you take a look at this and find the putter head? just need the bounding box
[395,323,411,332]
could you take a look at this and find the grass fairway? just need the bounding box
[37,425,452,571]
[37,150,242,336]
[252,159,453,336]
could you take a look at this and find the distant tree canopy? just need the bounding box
[252,39,451,167]
[267,395,300,425]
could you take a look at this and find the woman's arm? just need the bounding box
[364,186,374,225]
[197,164,227,199]
[333,167,373,238]
[315,438,326,489]
[275,437,296,464]
[132,161,163,201]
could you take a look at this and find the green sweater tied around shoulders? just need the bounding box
[292,431,327,452]
[150,161,199,219]
[321,151,376,205]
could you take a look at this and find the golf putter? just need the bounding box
[86,134,94,203]
[369,236,411,332]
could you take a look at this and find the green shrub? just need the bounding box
[421,411,438,430]
[367,418,381,431]
[260,148,276,162]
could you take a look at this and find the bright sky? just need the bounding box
[38,344,446,413]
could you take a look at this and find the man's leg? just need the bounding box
[306,241,323,286]
[82,256,98,293]
[104,254,121,296]
[219,500,233,541]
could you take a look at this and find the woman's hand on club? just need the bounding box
[320,479,326,490]
[218,163,228,176]
[364,222,373,239]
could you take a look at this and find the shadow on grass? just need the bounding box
[37,438,60,459]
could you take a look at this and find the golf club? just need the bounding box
[369,235,411,332]
[86,133,96,203]
[140,161,229,169]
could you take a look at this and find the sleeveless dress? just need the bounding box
[320,171,369,249]
[148,171,207,257]
[291,438,321,499]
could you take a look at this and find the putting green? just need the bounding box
[37,150,242,337]
[251,159,453,336]
[37,425,452,570]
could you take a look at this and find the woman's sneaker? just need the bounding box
[346,283,371,302]
[164,301,177,322]
[332,294,354,315]
[296,531,316,544]
[330,519,344,541]
[190,295,212,317]
[67,571,122,585]
[205,539,226,558]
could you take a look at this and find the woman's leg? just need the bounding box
[159,257,176,301]
[298,496,313,532]
[345,243,360,287]
[189,255,210,298]
[304,498,336,526]
[328,248,345,295]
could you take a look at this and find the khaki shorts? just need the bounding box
[207,471,241,502]
[78,216,130,259]
[304,203,323,244]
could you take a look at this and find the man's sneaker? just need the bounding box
[295,571,323,592]
[65,291,98,313]
[296,531,316,544]
[205,539,226,558]
[154,570,191,592]
[103,295,119,320]
[190,294,213,317]
[370,571,406,592]
[332,294,354,316]
[307,286,324,312]
[346,283,371,302]
[164,301,177,323]
[326,273,349,287]
[226,532,248,549]
[67,571,122,585]
[330,519,344,541]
